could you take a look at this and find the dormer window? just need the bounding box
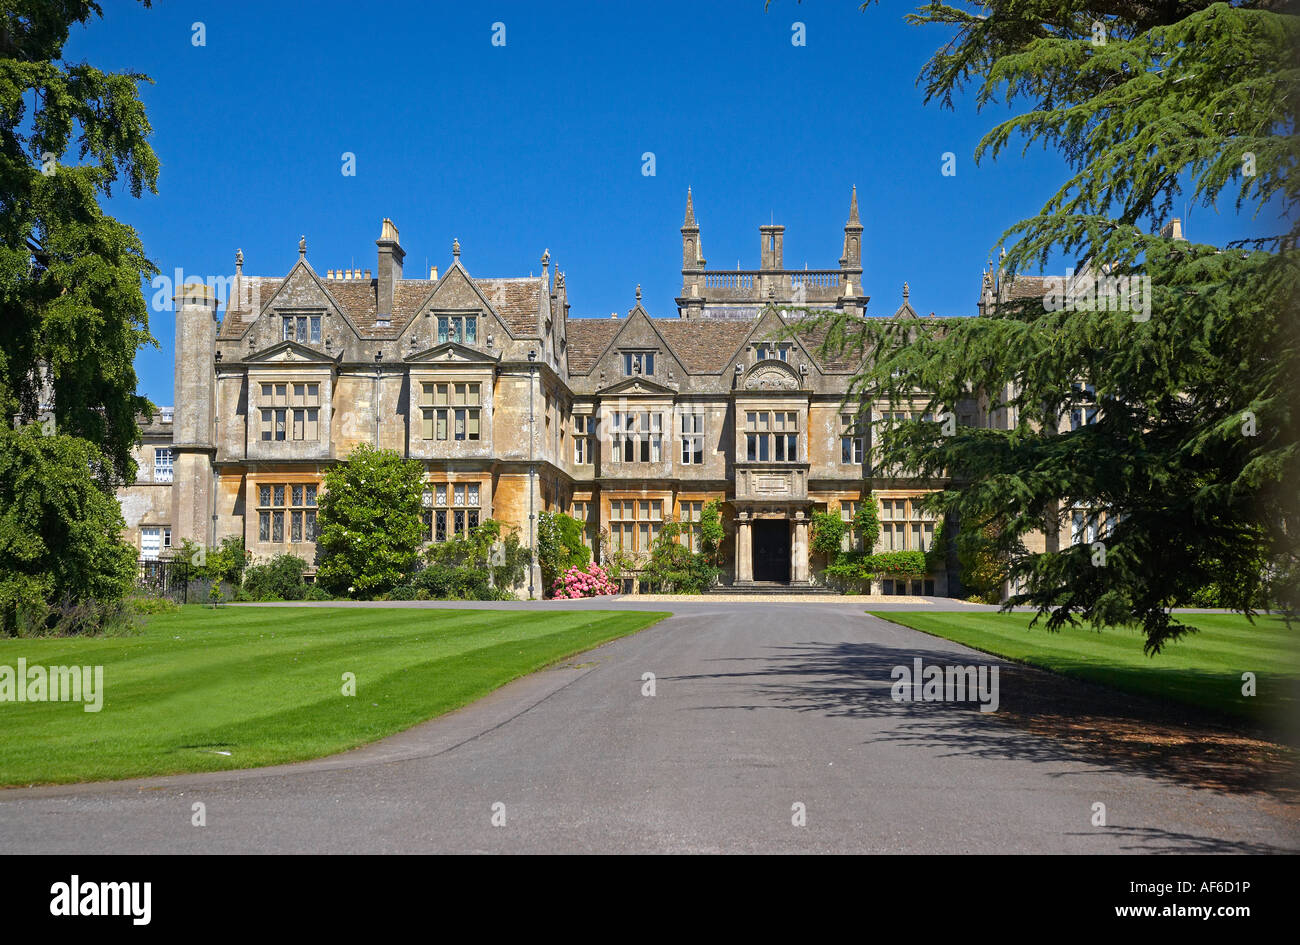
[282,315,322,343]
[437,315,477,345]
[754,344,789,362]
[622,351,655,376]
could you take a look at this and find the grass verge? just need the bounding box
[869,610,1298,725]
[0,605,666,786]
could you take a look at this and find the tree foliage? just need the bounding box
[315,445,424,598]
[0,1,160,486]
[800,1,1298,650]
[0,425,136,634]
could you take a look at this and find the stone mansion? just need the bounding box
[118,190,1050,596]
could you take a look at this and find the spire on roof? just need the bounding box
[235,248,243,275]
[684,187,696,227]
[848,185,860,225]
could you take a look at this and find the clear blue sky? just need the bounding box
[66,0,1280,404]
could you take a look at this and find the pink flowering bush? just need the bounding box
[551,562,619,599]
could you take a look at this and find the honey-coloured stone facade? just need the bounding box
[116,196,1011,597]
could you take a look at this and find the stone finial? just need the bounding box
[235,248,243,275]
[542,248,550,268]
[903,281,909,300]
[848,185,860,225]
[298,235,306,258]
[684,187,696,227]
[635,284,641,302]
[556,270,565,289]
[452,238,461,258]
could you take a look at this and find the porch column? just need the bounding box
[735,511,753,583]
[791,510,810,584]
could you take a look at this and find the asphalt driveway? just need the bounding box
[1,600,1293,853]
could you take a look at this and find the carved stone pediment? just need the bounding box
[742,362,799,390]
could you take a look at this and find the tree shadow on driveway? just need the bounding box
[677,638,1300,811]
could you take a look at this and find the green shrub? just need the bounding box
[824,550,930,592]
[415,519,527,600]
[640,522,719,594]
[811,510,846,557]
[241,554,309,601]
[537,510,590,595]
[128,595,180,616]
[302,584,333,601]
[853,495,881,553]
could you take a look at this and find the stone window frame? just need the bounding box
[678,500,704,551]
[877,495,938,553]
[435,313,478,346]
[256,482,318,544]
[420,481,482,542]
[839,411,865,465]
[572,413,595,465]
[752,343,790,363]
[609,409,665,464]
[418,381,482,442]
[608,497,663,554]
[280,312,323,344]
[257,380,321,442]
[153,447,174,482]
[620,350,656,377]
[744,409,799,462]
[839,499,862,551]
[679,411,704,465]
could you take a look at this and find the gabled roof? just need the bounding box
[653,320,753,373]
[566,317,624,373]
[473,277,543,336]
[216,260,545,341]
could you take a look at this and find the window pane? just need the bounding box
[273,486,285,506]
[272,511,284,542]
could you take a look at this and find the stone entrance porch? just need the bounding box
[733,505,811,586]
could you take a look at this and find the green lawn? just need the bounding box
[0,605,666,786]
[870,611,1299,724]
